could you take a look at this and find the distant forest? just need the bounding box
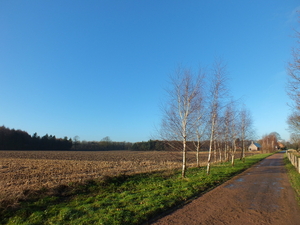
[0,126,72,150]
[61,138,166,151]
[1,126,247,151]
[0,126,166,151]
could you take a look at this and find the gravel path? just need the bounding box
[151,152,300,225]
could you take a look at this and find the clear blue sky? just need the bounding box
[1,1,299,142]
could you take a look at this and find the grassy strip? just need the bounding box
[1,153,271,225]
[284,154,300,204]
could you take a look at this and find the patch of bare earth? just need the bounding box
[152,152,300,225]
[0,150,200,203]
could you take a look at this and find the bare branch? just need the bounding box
[160,66,205,177]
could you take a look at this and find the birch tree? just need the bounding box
[160,67,204,177]
[228,102,238,166]
[207,60,228,174]
[239,106,253,162]
[193,110,208,167]
[222,106,231,162]
[193,69,207,167]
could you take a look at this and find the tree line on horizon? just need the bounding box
[0,126,167,151]
[0,126,72,150]
[0,125,261,152]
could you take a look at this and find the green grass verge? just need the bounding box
[1,153,272,225]
[284,154,300,204]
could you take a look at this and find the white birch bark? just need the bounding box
[207,60,228,174]
[160,67,204,177]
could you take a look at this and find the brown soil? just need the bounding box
[152,152,300,225]
[0,150,256,204]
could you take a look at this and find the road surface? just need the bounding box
[151,152,300,225]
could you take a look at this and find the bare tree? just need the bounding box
[160,67,204,177]
[193,69,207,167]
[73,135,80,150]
[221,105,232,162]
[287,35,300,110]
[269,132,281,141]
[239,106,254,162]
[229,105,238,166]
[100,136,112,150]
[261,133,278,153]
[101,136,112,142]
[290,133,300,150]
[207,60,229,174]
[287,13,300,132]
[213,115,225,163]
[193,112,208,167]
[222,100,239,166]
[287,111,300,133]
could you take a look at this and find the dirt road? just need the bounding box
[152,152,300,225]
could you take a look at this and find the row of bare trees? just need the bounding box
[259,132,280,153]
[159,60,254,177]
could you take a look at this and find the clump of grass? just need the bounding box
[284,155,300,204]
[0,153,271,225]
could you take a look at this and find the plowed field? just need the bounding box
[0,150,255,204]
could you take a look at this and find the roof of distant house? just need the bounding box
[254,143,261,148]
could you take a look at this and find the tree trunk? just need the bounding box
[182,137,187,178]
[231,141,236,166]
[207,128,214,174]
[231,153,235,166]
[224,142,227,162]
[213,140,217,163]
[218,142,222,162]
[240,139,245,162]
[196,140,200,167]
